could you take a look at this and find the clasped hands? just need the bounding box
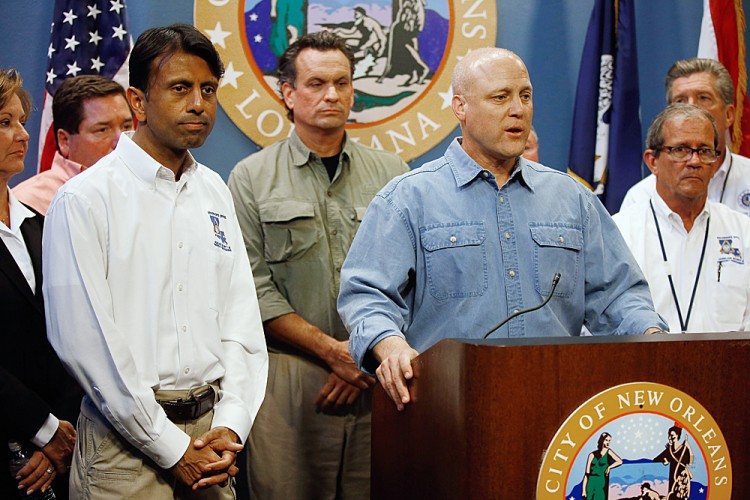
[315,340,375,412]
[171,427,243,490]
[15,419,76,495]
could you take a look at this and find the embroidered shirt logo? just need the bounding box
[738,190,750,209]
[718,237,743,264]
[209,211,231,252]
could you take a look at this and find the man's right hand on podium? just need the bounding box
[372,336,420,411]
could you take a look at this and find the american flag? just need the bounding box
[38,0,131,172]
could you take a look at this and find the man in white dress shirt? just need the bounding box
[614,103,750,333]
[621,59,750,216]
[42,24,268,498]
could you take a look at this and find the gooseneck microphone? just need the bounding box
[482,272,561,339]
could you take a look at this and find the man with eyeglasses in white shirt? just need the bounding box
[614,103,750,333]
[621,58,750,216]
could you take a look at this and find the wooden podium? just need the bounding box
[371,333,750,498]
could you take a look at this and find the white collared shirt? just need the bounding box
[43,132,268,469]
[0,189,36,292]
[614,194,750,333]
[716,152,750,215]
[621,152,750,216]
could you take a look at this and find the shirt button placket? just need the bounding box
[497,189,524,337]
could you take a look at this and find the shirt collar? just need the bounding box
[2,188,35,235]
[652,191,710,230]
[445,137,533,190]
[117,131,198,185]
[289,129,350,167]
[53,151,84,177]
[711,151,732,184]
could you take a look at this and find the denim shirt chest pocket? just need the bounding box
[420,222,488,299]
[259,200,321,263]
[529,223,583,298]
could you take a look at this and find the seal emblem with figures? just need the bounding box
[194,0,497,160]
[536,382,732,500]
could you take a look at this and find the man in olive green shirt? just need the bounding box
[228,32,408,499]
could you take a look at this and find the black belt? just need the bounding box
[157,386,215,422]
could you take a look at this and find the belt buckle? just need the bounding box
[159,386,215,421]
[189,386,215,419]
[159,398,185,421]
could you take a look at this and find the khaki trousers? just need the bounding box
[246,352,371,500]
[70,394,235,500]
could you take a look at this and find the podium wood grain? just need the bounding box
[371,333,750,498]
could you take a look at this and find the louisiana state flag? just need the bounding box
[567,0,642,213]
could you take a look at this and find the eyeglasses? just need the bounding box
[658,146,719,164]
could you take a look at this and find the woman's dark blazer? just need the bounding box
[0,206,82,494]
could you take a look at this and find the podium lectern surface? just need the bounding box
[372,333,748,499]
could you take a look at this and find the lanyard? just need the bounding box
[649,200,710,332]
[718,154,732,203]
